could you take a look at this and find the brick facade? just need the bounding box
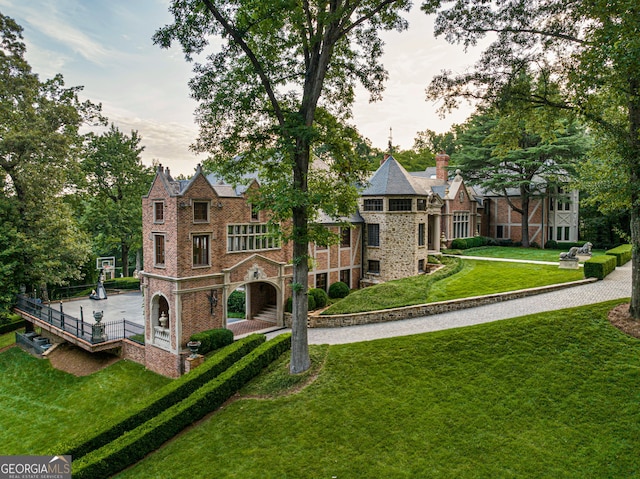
[140,157,579,377]
[141,166,360,376]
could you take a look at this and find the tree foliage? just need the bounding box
[453,107,590,247]
[80,125,154,276]
[422,0,640,317]
[154,0,411,372]
[0,12,102,306]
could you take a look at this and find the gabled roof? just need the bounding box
[361,156,430,196]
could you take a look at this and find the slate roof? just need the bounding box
[361,156,430,196]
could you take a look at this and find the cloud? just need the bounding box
[91,107,204,176]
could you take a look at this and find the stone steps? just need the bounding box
[252,305,277,323]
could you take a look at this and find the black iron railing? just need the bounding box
[14,295,144,345]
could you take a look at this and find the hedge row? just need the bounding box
[0,318,24,335]
[190,328,234,355]
[450,236,492,250]
[72,333,292,479]
[605,244,633,266]
[55,334,266,459]
[584,255,618,280]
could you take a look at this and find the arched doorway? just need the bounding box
[246,281,277,322]
[226,281,280,336]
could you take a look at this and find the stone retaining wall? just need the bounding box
[307,278,597,328]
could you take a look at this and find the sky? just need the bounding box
[0,0,482,177]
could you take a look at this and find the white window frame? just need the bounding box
[453,212,470,239]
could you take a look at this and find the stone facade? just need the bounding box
[140,154,580,377]
[359,156,443,284]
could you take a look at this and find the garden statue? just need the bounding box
[559,247,579,260]
[576,242,593,256]
[559,246,581,270]
[90,268,108,300]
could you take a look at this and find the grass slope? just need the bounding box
[326,258,584,314]
[0,350,171,455]
[117,300,640,479]
[455,246,606,262]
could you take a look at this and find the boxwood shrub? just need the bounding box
[450,236,491,250]
[190,328,234,355]
[309,288,328,308]
[584,255,617,280]
[328,281,350,299]
[605,244,632,266]
[55,334,265,459]
[72,334,292,479]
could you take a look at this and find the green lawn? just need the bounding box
[0,328,22,349]
[454,245,606,262]
[117,300,640,478]
[0,349,171,455]
[325,257,584,314]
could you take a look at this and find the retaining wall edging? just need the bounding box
[307,278,598,328]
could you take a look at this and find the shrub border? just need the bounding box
[605,244,632,266]
[72,334,292,479]
[584,255,618,280]
[0,318,25,335]
[54,334,266,459]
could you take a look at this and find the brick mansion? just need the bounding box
[140,152,578,376]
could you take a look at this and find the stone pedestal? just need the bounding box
[577,254,592,262]
[559,258,580,270]
[92,323,107,342]
[184,354,204,374]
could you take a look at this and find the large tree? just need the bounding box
[154,0,410,373]
[453,108,590,248]
[423,0,640,318]
[80,125,154,277]
[0,12,101,306]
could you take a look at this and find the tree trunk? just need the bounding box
[121,242,129,277]
[628,78,640,319]
[630,208,640,318]
[289,144,311,374]
[135,249,141,273]
[290,210,311,374]
[520,189,531,248]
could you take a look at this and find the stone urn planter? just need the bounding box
[186,340,201,358]
[158,311,168,328]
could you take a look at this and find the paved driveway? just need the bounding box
[268,261,632,345]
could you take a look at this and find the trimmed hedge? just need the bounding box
[328,281,350,299]
[584,255,617,280]
[605,244,632,266]
[55,334,265,459]
[72,334,292,479]
[285,294,321,312]
[309,288,328,309]
[190,328,234,355]
[450,236,491,250]
[0,317,24,335]
[545,240,599,250]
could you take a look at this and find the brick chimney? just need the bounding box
[435,151,450,181]
[381,153,391,166]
